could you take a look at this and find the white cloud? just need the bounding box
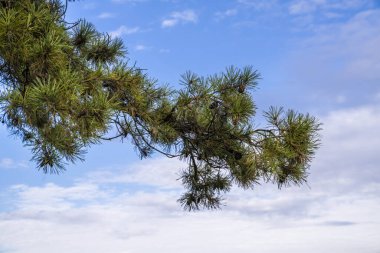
[134,44,148,51]
[161,10,198,28]
[335,95,346,104]
[227,103,380,218]
[83,3,97,10]
[1,103,380,252]
[312,104,380,185]
[97,12,115,19]
[10,183,110,210]
[289,0,318,15]
[162,19,178,28]
[288,0,371,15]
[171,10,198,22]
[0,158,14,168]
[215,8,238,20]
[237,0,279,10]
[84,157,183,189]
[111,0,146,3]
[0,158,27,169]
[375,92,380,102]
[109,25,140,38]
[282,9,380,106]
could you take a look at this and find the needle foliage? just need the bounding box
[0,0,321,210]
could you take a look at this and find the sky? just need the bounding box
[1,0,380,252]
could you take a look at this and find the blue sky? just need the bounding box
[1,0,380,252]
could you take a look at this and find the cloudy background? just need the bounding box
[1,0,380,252]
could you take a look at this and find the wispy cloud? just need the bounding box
[97,12,115,19]
[288,0,317,15]
[288,0,372,15]
[0,158,14,169]
[111,0,147,3]
[109,25,140,38]
[283,9,380,105]
[134,44,149,51]
[237,0,279,10]
[215,8,238,20]
[84,158,182,189]
[0,158,27,169]
[161,10,198,28]
[83,2,97,10]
